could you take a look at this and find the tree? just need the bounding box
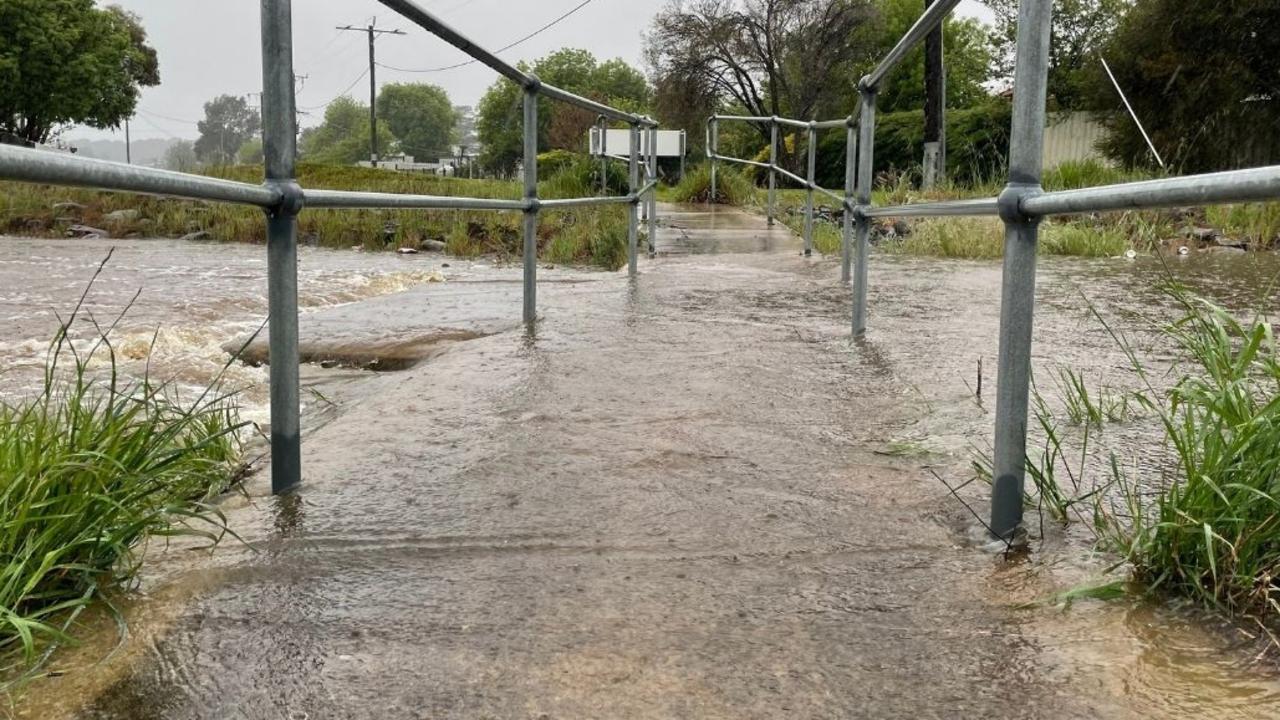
[1090,0,1280,172]
[376,83,458,161]
[194,95,260,166]
[162,140,198,173]
[476,49,651,174]
[986,0,1130,110]
[237,138,264,165]
[0,0,159,144]
[300,97,395,166]
[646,0,879,148]
[859,0,993,113]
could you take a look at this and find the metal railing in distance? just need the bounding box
[853,0,1280,538]
[705,114,857,276]
[0,0,660,497]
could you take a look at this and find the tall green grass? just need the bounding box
[668,164,756,206]
[974,283,1280,627]
[0,255,247,672]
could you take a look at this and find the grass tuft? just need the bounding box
[0,253,248,673]
[668,164,756,206]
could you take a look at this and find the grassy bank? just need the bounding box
[682,159,1280,259]
[0,260,247,673]
[976,284,1280,634]
[0,159,634,270]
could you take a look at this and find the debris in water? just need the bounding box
[397,247,419,255]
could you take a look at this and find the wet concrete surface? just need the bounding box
[12,206,1280,718]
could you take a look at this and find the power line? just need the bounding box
[297,67,370,111]
[137,108,200,126]
[378,0,598,74]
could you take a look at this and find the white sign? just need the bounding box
[590,128,686,158]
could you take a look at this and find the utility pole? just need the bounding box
[337,21,404,168]
[922,0,946,189]
[125,118,132,164]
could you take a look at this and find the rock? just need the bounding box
[441,263,451,268]
[1208,245,1246,255]
[893,219,911,237]
[1215,236,1247,249]
[104,209,140,224]
[397,247,419,255]
[179,230,211,242]
[421,239,447,252]
[51,201,86,213]
[67,224,108,238]
[1124,249,1138,260]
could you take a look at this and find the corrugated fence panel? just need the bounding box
[1042,112,1110,168]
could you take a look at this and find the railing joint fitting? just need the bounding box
[857,75,877,95]
[524,74,542,94]
[998,183,1042,225]
[525,198,542,214]
[264,180,304,218]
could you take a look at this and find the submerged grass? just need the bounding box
[0,160,635,270]
[0,254,248,673]
[973,280,1280,630]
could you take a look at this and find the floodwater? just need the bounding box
[6,207,1280,719]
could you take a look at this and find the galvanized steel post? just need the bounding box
[990,0,1054,540]
[260,0,302,495]
[842,118,856,283]
[852,86,877,337]
[628,123,640,276]
[648,125,658,256]
[522,84,539,326]
[710,117,719,204]
[768,120,778,226]
[598,116,608,195]
[804,124,817,256]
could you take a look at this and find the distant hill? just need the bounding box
[68,138,179,167]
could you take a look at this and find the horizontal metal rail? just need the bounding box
[862,197,1000,218]
[709,152,771,170]
[305,189,526,211]
[541,194,636,209]
[865,0,963,90]
[0,0,664,498]
[0,143,281,207]
[1021,165,1280,216]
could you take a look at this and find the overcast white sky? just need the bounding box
[76,0,995,142]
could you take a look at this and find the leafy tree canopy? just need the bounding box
[858,0,994,113]
[986,0,1130,110]
[1089,0,1280,172]
[376,83,458,160]
[476,49,651,174]
[194,94,260,166]
[300,96,395,166]
[162,139,198,173]
[0,0,159,144]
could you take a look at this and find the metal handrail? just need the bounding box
[0,0,662,496]
[705,113,858,271]
[844,0,1280,538]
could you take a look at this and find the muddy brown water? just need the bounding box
[5,207,1280,719]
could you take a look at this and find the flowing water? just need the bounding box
[5,210,1280,719]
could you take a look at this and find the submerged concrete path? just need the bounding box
[23,204,1280,719]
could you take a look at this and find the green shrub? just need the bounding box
[669,164,755,205]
